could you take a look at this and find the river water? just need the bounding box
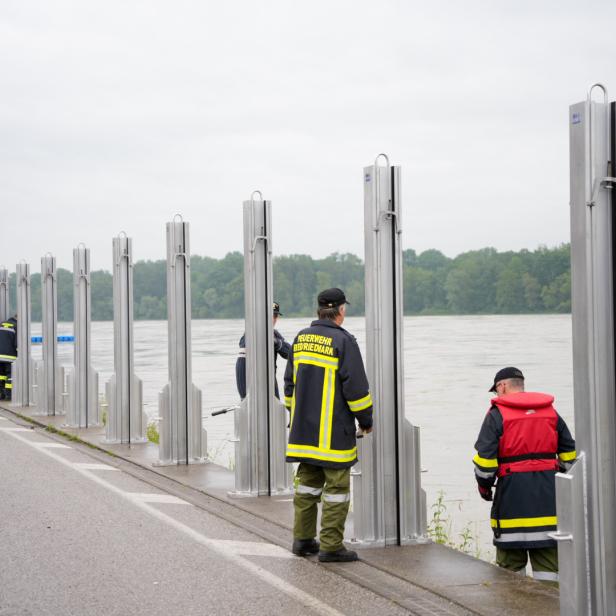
[32,314,573,561]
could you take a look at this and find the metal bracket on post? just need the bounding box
[34,254,63,416]
[587,176,616,207]
[66,244,100,428]
[156,216,206,466]
[13,262,32,407]
[104,233,146,444]
[352,154,427,547]
[548,455,590,615]
[230,192,291,497]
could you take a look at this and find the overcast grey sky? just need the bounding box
[1,0,615,272]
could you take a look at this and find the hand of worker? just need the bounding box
[478,485,493,501]
[362,426,373,434]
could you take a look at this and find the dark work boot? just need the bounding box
[292,538,320,557]
[318,547,359,562]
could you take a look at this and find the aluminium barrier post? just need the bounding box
[13,263,32,407]
[104,234,146,443]
[352,154,427,547]
[231,192,290,496]
[35,254,62,416]
[557,83,616,615]
[157,216,206,465]
[66,244,99,427]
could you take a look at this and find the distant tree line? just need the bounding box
[10,244,571,321]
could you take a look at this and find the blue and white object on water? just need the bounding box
[31,335,74,344]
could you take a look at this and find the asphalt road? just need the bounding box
[0,414,409,616]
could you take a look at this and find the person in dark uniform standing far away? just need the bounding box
[235,302,290,400]
[284,288,373,563]
[0,315,17,401]
[473,367,576,583]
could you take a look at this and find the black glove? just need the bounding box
[478,485,493,501]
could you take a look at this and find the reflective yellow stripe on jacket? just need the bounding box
[347,393,372,412]
[289,351,349,462]
[286,443,357,463]
[558,450,576,462]
[490,516,557,529]
[473,453,498,469]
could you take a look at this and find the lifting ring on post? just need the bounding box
[75,243,90,285]
[18,260,29,285]
[373,153,399,232]
[588,83,608,105]
[43,253,56,280]
[250,190,263,203]
[115,231,130,266]
[375,153,390,168]
[586,83,611,207]
[173,213,184,223]
[249,191,268,252]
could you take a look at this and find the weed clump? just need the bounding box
[427,490,481,558]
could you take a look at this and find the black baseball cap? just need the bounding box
[273,302,282,316]
[489,367,524,392]
[317,288,350,308]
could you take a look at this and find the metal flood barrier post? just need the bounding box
[352,154,427,546]
[231,192,290,496]
[36,254,62,415]
[105,234,146,443]
[553,84,616,615]
[13,263,32,406]
[157,216,205,465]
[66,244,99,427]
[0,268,8,322]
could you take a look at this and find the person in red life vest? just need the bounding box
[473,367,576,583]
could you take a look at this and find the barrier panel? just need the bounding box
[352,155,426,546]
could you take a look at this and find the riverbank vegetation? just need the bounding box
[13,243,570,321]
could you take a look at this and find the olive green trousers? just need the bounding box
[293,462,351,553]
[496,547,559,583]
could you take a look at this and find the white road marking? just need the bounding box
[73,463,119,471]
[0,416,8,420]
[129,493,190,505]
[4,429,345,616]
[215,539,295,559]
[32,443,71,449]
[0,427,31,432]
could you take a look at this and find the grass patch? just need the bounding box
[146,421,159,444]
[427,490,482,558]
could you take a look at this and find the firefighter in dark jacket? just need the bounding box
[284,288,373,563]
[235,302,290,400]
[0,315,17,401]
[473,367,576,583]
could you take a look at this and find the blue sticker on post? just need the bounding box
[365,173,371,182]
[572,112,582,125]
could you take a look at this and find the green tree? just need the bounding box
[541,271,571,312]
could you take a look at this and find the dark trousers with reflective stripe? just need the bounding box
[496,547,558,582]
[293,462,350,552]
[0,362,11,399]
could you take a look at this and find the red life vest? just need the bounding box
[493,392,559,477]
